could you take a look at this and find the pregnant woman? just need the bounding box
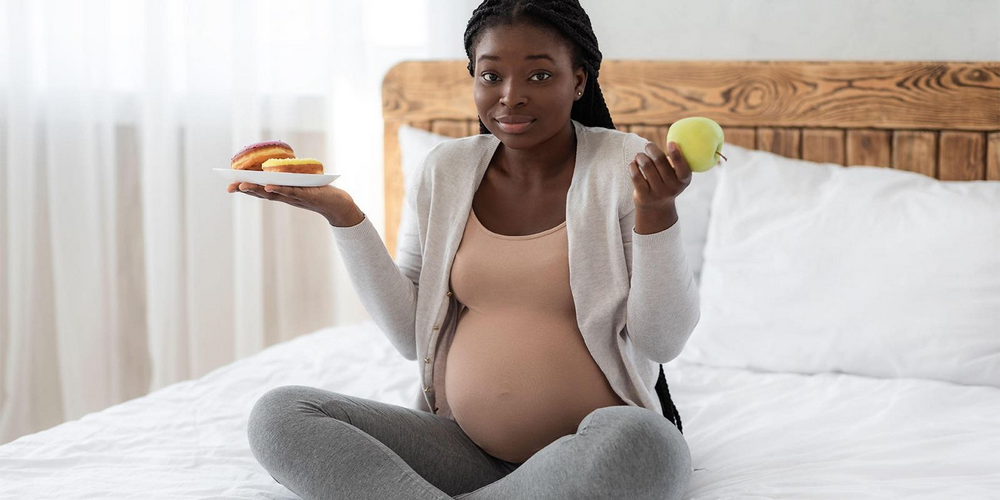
[233,0,699,498]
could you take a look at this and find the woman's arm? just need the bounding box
[620,207,700,364]
[620,134,700,363]
[329,182,422,361]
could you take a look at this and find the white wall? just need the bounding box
[425,0,1000,61]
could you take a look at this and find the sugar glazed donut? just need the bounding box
[231,141,295,171]
[262,158,324,174]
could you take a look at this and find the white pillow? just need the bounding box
[673,146,728,285]
[676,145,1000,388]
[396,125,452,252]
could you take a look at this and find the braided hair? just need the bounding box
[463,0,684,435]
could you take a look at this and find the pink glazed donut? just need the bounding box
[231,140,295,171]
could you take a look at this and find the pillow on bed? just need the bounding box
[675,145,1000,388]
[672,144,730,285]
[396,125,452,251]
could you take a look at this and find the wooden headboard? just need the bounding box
[381,60,1000,257]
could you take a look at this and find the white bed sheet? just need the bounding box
[1,320,998,499]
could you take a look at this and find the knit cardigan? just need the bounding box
[329,119,700,431]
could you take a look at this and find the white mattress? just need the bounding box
[1,320,998,499]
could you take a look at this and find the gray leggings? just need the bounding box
[247,385,691,499]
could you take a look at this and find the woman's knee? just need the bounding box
[588,406,692,496]
[247,386,348,455]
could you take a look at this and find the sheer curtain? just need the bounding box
[0,0,471,445]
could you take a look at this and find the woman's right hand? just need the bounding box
[226,181,365,227]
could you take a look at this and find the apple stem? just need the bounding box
[716,151,728,162]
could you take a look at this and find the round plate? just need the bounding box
[214,168,340,187]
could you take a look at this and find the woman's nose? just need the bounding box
[499,82,527,107]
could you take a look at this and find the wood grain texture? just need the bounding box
[629,125,668,152]
[384,60,1000,130]
[382,60,1000,257]
[802,128,845,165]
[758,128,801,158]
[892,131,937,177]
[723,127,756,149]
[384,121,404,258]
[987,132,1000,181]
[431,120,468,138]
[847,129,892,167]
[467,120,481,136]
[939,132,986,181]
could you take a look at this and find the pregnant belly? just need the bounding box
[444,308,626,463]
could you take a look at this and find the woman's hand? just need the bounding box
[628,141,692,234]
[629,141,692,211]
[226,182,365,227]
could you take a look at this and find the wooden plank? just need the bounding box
[384,120,404,259]
[987,132,1000,181]
[939,132,986,181]
[467,120,481,136]
[802,128,845,165]
[723,127,756,149]
[383,60,1000,131]
[431,120,468,138]
[757,128,801,158]
[630,125,667,152]
[892,131,937,178]
[847,129,892,167]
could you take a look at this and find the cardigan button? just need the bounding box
[423,386,431,393]
[424,357,431,363]
[433,324,440,330]
[446,291,452,297]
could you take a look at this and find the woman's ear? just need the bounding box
[575,68,587,98]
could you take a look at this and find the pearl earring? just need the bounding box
[577,91,583,96]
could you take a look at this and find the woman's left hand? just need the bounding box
[628,141,692,212]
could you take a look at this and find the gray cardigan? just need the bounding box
[330,119,700,416]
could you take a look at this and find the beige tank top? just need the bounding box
[435,207,626,464]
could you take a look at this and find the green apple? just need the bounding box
[665,117,727,172]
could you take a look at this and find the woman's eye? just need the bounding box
[480,72,550,83]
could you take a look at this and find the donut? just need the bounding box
[262,158,324,174]
[231,140,295,171]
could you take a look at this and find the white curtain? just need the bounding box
[0,0,474,445]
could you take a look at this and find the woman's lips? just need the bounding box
[496,119,535,134]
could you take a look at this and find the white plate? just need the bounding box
[214,168,340,187]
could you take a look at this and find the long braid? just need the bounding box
[462,0,684,435]
[464,0,616,134]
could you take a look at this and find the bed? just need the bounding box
[1,60,998,499]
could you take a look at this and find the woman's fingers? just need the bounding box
[263,184,304,201]
[666,142,693,187]
[643,142,677,188]
[238,187,307,208]
[629,157,651,195]
[230,182,336,218]
[234,183,311,207]
[635,151,666,191]
[237,183,281,201]
[238,189,269,200]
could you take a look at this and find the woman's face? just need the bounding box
[472,22,586,149]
